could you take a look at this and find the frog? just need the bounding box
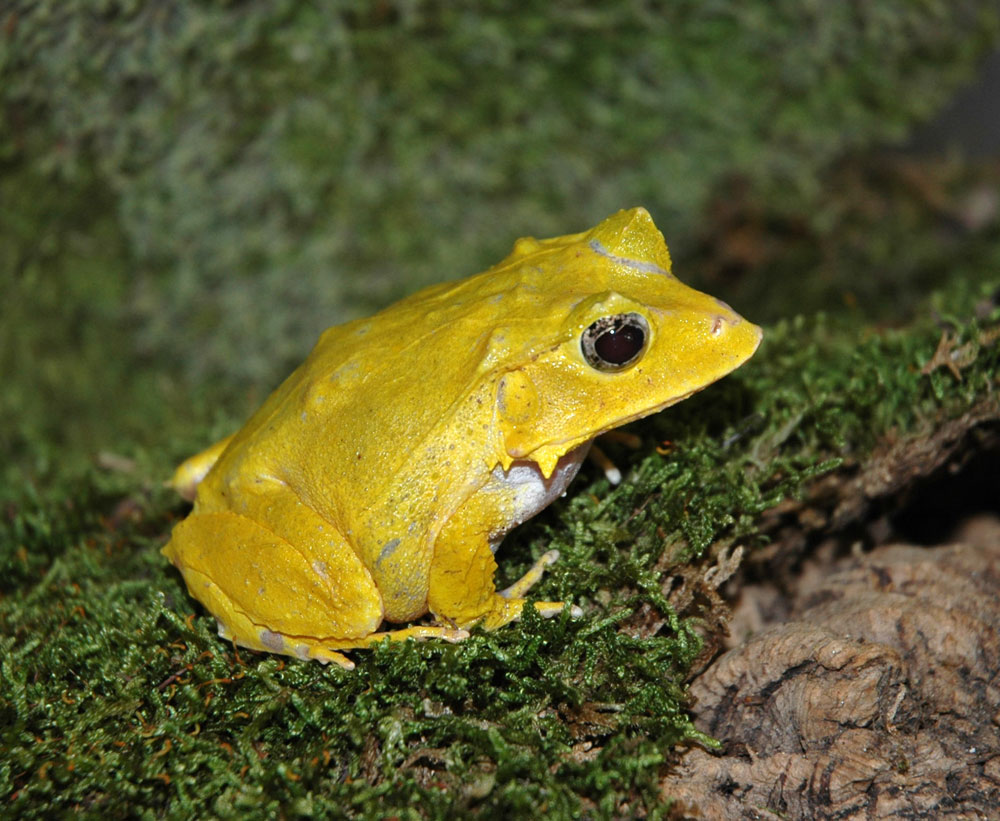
[162,207,762,669]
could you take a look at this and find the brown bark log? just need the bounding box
[669,518,1000,819]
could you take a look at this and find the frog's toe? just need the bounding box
[357,624,471,646]
[533,601,582,619]
[303,645,355,669]
[217,619,357,668]
[499,548,560,600]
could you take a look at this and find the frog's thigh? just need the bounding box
[166,511,383,659]
[426,516,567,631]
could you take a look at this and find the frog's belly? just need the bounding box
[485,441,592,550]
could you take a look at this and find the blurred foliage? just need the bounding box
[3,0,998,384]
[692,156,1000,326]
[3,1,1000,816]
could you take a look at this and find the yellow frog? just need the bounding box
[162,208,761,668]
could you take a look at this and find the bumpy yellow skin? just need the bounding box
[162,208,762,668]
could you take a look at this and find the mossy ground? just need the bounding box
[2,3,1000,818]
[4,281,997,817]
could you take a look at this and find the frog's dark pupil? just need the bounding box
[581,312,649,371]
[595,322,645,365]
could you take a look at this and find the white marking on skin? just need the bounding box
[377,538,401,567]
[711,316,724,336]
[330,361,360,383]
[294,644,311,660]
[486,443,592,551]
[589,240,667,275]
[260,629,285,651]
[312,560,329,579]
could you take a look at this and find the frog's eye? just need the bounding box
[581,312,650,372]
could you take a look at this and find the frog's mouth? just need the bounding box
[524,388,702,464]
[601,321,762,433]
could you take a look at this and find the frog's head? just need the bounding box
[492,207,762,476]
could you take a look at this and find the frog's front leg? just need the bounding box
[427,514,573,631]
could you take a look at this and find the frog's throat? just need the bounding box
[486,442,592,551]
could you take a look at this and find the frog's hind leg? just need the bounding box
[169,434,235,501]
[212,604,358,669]
[215,613,469,666]
[163,508,384,669]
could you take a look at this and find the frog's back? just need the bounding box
[200,207,678,524]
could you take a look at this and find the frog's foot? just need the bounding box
[588,431,641,485]
[304,646,356,669]
[354,624,471,647]
[476,595,582,631]
[216,620,474,669]
[533,600,583,618]
[499,548,560,599]
[216,621,358,670]
[472,549,580,630]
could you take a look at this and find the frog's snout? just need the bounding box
[704,303,763,362]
